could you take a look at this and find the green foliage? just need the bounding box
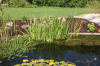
[0,7,12,40]
[87,23,96,32]
[8,0,29,7]
[28,17,80,42]
[0,7,6,39]
[3,0,92,7]
[86,0,100,13]
[0,35,28,58]
[31,0,91,7]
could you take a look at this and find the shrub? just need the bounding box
[31,0,91,7]
[3,0,93,7]
[86,0,100,13]
[8,0,29,7]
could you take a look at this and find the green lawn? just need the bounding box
[4,7,89,19]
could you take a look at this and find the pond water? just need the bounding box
[0,43,100,66]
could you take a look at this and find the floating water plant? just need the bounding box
[14,59,76,66]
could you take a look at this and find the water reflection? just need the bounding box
[31,43,100,57]
[23,43,100,66]
[1,43,100,66]
[0,58,11,66]
[32,43,67,60]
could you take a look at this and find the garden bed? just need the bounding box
[7,18,100,35]
[1,18,100,40]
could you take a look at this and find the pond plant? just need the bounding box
[28,17,81,42]
[0,35,28,59]
[0,5,12,40]
[0,16,82,64]
[14,59,76,66]
[0,5,7,40]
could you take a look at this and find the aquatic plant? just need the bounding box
[0,6,12,40]
[0,6,6,39]
[0,35,29,59]
[28,17,81,42]
[14,59,76,66]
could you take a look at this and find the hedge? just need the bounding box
[31,0,92,7]
[2,0,93,7]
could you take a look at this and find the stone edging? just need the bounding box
[74,13,100,25]
[69,33,100,35]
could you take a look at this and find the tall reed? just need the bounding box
[28,17,81,42]
[0,35,28,59]
[0,6,12,40]
[0,6,7,40]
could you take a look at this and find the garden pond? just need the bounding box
[0,18,100,66]
[0,41,100,66]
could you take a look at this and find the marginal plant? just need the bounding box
[0,6,13,40]
[0,6,7,40]
[0,35,29,59]
[8,0,29,7]
[28,17,81,42]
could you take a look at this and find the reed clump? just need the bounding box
[28,17,81,42]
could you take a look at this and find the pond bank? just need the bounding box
[53,35,100,46]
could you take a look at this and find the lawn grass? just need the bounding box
[4,7,88,19]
